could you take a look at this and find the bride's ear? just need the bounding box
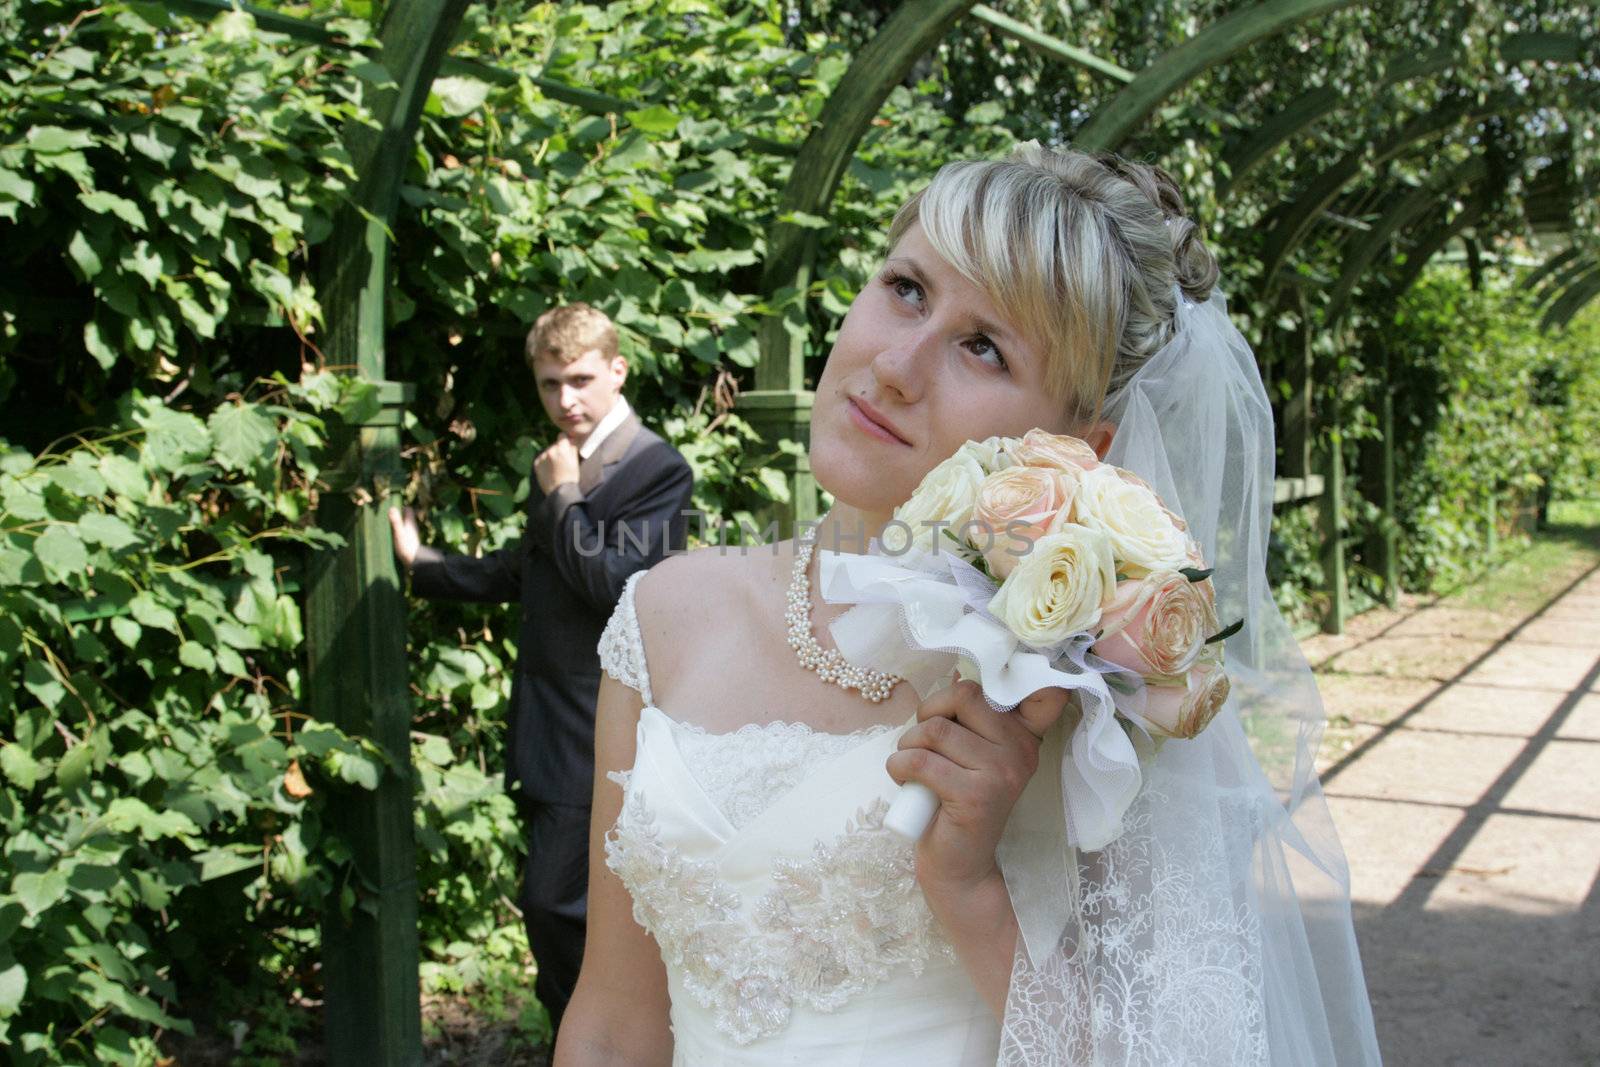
[1083,421,1116,459]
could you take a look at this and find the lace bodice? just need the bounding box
[672,718,897,829]
[595,571,996,1062]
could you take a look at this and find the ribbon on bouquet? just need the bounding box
[817,547,1144,853]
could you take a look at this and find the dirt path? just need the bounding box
[1304,518,1600,1067]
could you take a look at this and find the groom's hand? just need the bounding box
[535,435,581,493]
[887,681,1069,894]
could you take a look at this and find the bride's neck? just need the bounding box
[810,503,893,556]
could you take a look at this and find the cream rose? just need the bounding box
[1012,429,1100,472]
[883,449,985,555]
[1075,465,1191,574]
[972,466,1078,578]
[1138,663,1230,739]
[1094,571,1219,677]
[956,436,1013,473]
[988,524,1116,646]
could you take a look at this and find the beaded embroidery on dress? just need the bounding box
[596,571,1000,1064]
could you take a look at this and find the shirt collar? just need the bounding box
[578,396,631,460]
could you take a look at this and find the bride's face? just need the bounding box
[811,223,1073,519]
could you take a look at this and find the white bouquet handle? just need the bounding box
[883,782,941,840]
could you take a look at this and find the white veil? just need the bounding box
[995,288,1383,1065]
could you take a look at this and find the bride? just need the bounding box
[552,143,1381,1065]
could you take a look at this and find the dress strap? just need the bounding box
[598,570,654,707]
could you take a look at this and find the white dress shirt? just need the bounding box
[578,396,632,460]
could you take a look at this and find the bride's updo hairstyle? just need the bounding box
[886,141,1220,423]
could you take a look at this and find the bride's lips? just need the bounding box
[847,398,912,447]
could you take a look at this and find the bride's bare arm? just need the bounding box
[551,674,672,1067]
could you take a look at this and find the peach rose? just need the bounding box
[972,466,1078,578]
[1137,663,1230,739]
[1012,428,1100,473]
[1094,571,1219,678]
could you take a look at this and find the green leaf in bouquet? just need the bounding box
[1205,618,1243,645]
[1179,566,1214,583]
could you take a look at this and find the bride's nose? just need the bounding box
[869,333,932,405]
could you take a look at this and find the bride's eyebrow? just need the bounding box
[883,256,930,291]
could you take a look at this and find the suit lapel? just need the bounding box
[577,411,642,495]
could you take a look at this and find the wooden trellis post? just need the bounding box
[304,1,469,1062]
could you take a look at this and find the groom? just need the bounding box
[389,302,693,1032]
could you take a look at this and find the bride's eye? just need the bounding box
[966,334,1008,372]
[882,272,925,309]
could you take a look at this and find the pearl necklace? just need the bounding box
[785,520,904,703]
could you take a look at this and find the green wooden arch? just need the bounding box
[1322,156,1492,321]
[1543,264,1600,332]
[1218,31,1587,196]
[1256,94,1524,287]
[1072,0,1366,152]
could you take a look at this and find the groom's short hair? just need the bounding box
[526,302,619,369]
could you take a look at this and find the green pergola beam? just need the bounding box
[1387,195,1488,303]
[755,0,979,390]
[745,0,977,534]
[1219,32,1584,197]
[968,5,1134,83]
[1535,251,1600,310]
[1324,156,1491,321]
[304,0,469,1062]
[1220,85,1339,195]
[1543,265,1600,332]
[1526,247,1585,291]
[1259,94,1509,288]
[1073,0,1366,152]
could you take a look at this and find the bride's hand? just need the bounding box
[886,680,1069,897]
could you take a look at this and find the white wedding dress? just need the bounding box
[598,571,1002,1066]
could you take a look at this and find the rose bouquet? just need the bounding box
[817,429,1240,849]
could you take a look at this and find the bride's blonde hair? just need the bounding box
[887,141,1219,423]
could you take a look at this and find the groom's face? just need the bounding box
[810,223,1072,519]
[533,346,627,445]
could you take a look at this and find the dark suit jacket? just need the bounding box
[410,409,693,805]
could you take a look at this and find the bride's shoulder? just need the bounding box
[634,544,773,619]
[631,544,786,659]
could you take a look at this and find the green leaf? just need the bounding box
[13,869,68,916]
[56,740,93,790]
[431,75,492,117]
[0,959,24,1018]
[98,453,147,498]
[208,402,277,471]
[0,744,42,790]
[104,797,200,841]
[196,847,259,882]
[625,105,681,136]
[129,592,178,632]
[1205,618,1244,645]
[23,660,65,708]
[79,191,147,230]
[1179,567,1214,583]
[0,168,36,207]
[134,404,210,472]
[109,616,141,648]
[78,512,139,549]
[82,320,116,369]
[26,126,95,154]
[177,641,215,671]
[35,526,88,581]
